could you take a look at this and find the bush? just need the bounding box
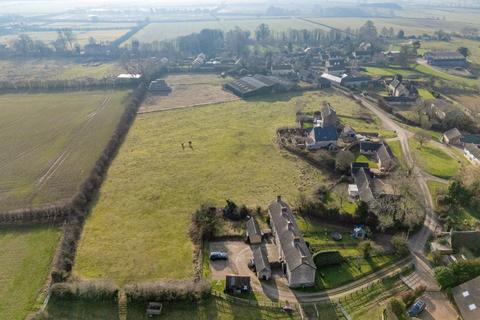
[189,203,218,243]
[387,298,408,320]
[391,235,409,256]
[434,259,480,289]
[124,279,211,303]
[400,285,426,306]
[312,250,344,267]
[223,199,249,221]
[50,280,119,301]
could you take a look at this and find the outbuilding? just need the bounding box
[252,246,271,281]
[225,275,251,294]
[246,217,262,245]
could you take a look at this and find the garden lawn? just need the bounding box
[418,88,435,100]
[387,140,406,168]
[355,154,378,169]
[409,138,460,179]
[75,92,328,285]
[0,226,60,320]
[315,255,397,289]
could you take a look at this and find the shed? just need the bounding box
[253,246,271,280]
[246,217,262,245]
[443,128,462,145]
[146,302,163,317]
[225,275,251,294]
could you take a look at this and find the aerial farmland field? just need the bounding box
[0,29,129,46]
[0,90,130,211]
[74,91,344,285]
[0,226,60,320]
[0,59,124,81]
[130,17,327,43]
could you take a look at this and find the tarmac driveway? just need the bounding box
[418,292,458,320]
[209,241,254,280]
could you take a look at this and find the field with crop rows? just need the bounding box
[0,90,129,211]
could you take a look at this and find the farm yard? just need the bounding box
[0,226,60,320]
[0,90,129,211]
[139,74,238,113]
[73,91,362,285]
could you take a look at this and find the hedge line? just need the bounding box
[124,279,211,303]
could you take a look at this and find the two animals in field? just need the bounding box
[181,141,194,150]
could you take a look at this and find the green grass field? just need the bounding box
[0,226,60,320]
[418,88,435,100]
[0,90,129,211]
[42,298,119,320]
[127,297,300,320]
[0,59,123,81]
[409,139,460,179]
[75,91,338,285]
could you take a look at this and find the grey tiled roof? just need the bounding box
[268,199,316,272]
[246,218,261,238]
[253,246,270,273]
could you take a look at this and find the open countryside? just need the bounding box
[0,0,480,319]
[75,92,328,284]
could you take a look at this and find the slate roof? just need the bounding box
[246,218,261,238]
[225,275,251,290]
[351,162,370,176]
[253,246,271,273]
[427,51,466,60]
[321,103,336,119]
[465,143,480,160]
[451,231,480,252]
[268,198,316,272]
[310,126,338,142]
[444,128,462,140]
[353,167,374,202]
[148,79,171,92]
[360,141,382,152]
[462,135,480,145]
[376,144,392,164]
[341,75,372,83]
[452,276,480,320]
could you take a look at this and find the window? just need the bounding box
[468,304,477,311]
[463,291,470,297]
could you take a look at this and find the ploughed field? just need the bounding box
[0,226,60,320]
[74,91,370,285]
[0,90,129,211]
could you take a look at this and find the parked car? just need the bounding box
[210,251,228,261]
[408,299,426,317]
